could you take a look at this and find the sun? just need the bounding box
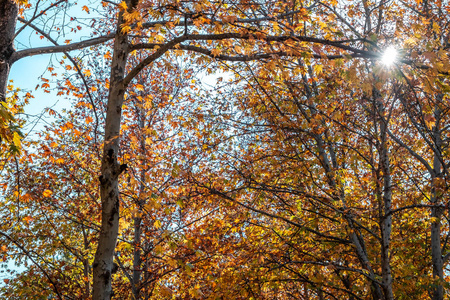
[381,46,398,66]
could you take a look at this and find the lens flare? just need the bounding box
[381,46,398,66]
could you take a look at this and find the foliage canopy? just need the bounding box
[1,0,450,299]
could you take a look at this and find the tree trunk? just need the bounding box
[431,101,444,300]
[82,226,91,299]
[431,201,444,300]
[379,111,394,300]
[132,211,142,299]
[132,102,146,300]
[300,67,384,298]
[0,0,18,101]
[92,6,129,300]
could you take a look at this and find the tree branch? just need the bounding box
[141,8,316,29]
[209,187,350,244]
[131,43,364,60]
[123,35,189,87]
[124,32,377,87]
[387,128,433,175]
[0,230,64,300]
[14,16,102,147]
[11,18,114,63]
[14,0,67,39]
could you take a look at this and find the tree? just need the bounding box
[175,1,450,299]
[85,1,385,298]
[2,0,450,299]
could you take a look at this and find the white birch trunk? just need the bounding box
[92,5,130,299]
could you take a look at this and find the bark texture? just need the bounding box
[92,7,129,300]
[132,106,146,299]
[0,0,18,101]
[431,102,444,300]
[378,99,394,300]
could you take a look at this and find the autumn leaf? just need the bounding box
[83,69,91,77]
[121,25,131,34]
[118,1,127,11]
[154,220,162,229]
[211,48,221,57]
[42,189,53,197]
[12,131,21,148]
[3,1,450,299]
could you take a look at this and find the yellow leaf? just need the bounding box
[121,25,131,34]
[118,1,127,11]
[12,131,21,147]
[313,64,323,75]
[43,189,53,197]
[424,114,436,129]
[154,220,162,229]
[155,245,164,254]
[160,286,172,297]
[430,217,439,223]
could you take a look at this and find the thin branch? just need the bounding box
[124,32,378,87]
[11,19,114,62]
[141,8,316,29]
[14,0,67,39]
[209,187,350,244]
[387,128,434,175]
[0,231,64,300]
[16,17,102,147]
[123,35,189,87]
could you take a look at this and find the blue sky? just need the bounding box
[10,2,96,135]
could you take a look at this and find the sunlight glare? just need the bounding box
[381,46,398,66]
